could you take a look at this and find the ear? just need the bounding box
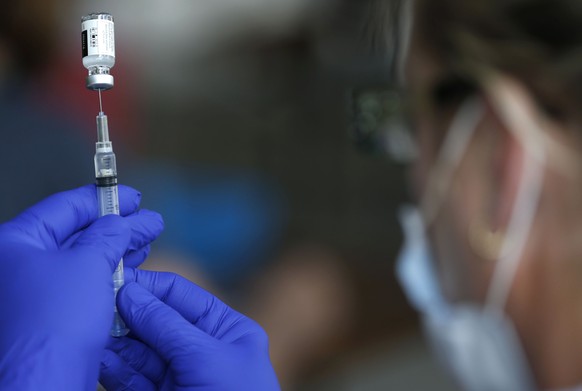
[479,75,550,233]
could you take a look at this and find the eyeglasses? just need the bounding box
[349,85,417,163]
[350,76,479,164]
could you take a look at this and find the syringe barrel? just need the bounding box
[95,149,117,184]
[96,183,128,337]
[96,176,129,337]
[94,121,128,336]
[96,181,120,216]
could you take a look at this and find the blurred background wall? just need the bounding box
[1,0,455,389]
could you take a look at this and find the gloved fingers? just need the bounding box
[118,185,144,216]
[59,229,84,250]
[70,214,131,272]
[123,210,164,254]
[71,210,163,273]
[117,282,213,363]
[7,185,142,249]
[61,209,162,252]
[106,337,166,384]
[124,268,249,336]
[100,349,157,391]
[123,245,151,268]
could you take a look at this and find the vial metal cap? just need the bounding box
[82,13,114,22]
[87,74,114,90]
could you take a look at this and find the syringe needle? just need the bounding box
[98,89,103,113]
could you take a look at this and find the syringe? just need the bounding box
[82,12,127,337]
[95,107,128,337]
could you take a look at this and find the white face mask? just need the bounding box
[397,206,536,391]
[396,96,546,391]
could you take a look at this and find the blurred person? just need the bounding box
[93,0,582,389]
[389,0,582,390]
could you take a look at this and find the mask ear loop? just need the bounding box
[420,97,484,227]
[483,81,547,313]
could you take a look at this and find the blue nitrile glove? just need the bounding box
[99,268,281,391]
[0,185,164,391]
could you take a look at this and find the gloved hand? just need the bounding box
[99,268,281,391]
[0,185,164,391]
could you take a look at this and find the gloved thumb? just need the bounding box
[117,282,212,363]
[71,214,131,272]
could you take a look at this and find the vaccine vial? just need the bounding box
[81,13,115,90]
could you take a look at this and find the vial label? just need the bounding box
[81,19,115,58]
